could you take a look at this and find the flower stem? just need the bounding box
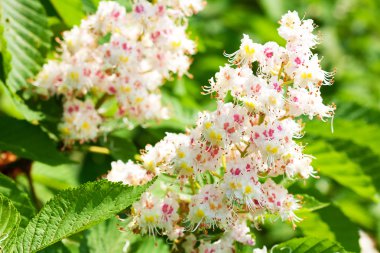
[258,113,265,125]
[189,177,197,194]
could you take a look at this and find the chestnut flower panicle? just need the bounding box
[107,11,335,252]
[33,0,206,144]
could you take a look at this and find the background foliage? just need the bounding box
[0,0,379,252]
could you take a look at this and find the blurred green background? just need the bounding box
[1,0,380,252]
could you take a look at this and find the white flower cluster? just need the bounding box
[107,11,335,252]
[34,0,205,144]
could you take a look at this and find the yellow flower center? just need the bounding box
[196,209,205,218]
[301,72,312,79]
[244,45,255,55]
[266,145,279,154]
[69,72,79,81]
[82,122,90,130]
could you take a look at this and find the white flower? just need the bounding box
[225,218,255,245]
[198,239,234,253]
[287,87,335,120]
[188,185,232,230]
[105,10,335,248]
[261,179,301,223]
[59,99,102,144]
[34,0,204,143]
[132,192,181,236]
[225,34,263,65]
[222,155,263,209]
[107,160,152,185]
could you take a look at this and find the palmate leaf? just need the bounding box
[0,115,71,165]
[335,101,380,126]
[296,211,335,241]
[317,205,360,252]
[306,118,380,156]
[328,139,380,193]
[0,0,51,92]
[0,194,21,249]
[14,179,153,253]
[305,140,377,201]
[272,237,349,253]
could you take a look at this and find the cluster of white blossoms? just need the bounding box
[33,0,205,144]
[107,11,335,252]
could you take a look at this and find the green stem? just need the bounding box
[189,177,197,194]
[282,80,293,86]
[240,142,251,158]
[25,164,41,210]
[258,113,265,125]
[277,62,284,80]
[210,171,222,179]
[95,93,111,109]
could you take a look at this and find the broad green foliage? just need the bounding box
[273,237,348,253]
[0,174,35,229]
[128,237,170,253]
[297,194,329,212]
[79,217,130,253]
[14,179,153,253]
[306,119,380,156]
[49,0,84,26]
[318,205,360,252]
[0,115,71,165]
[306,140,377,201]
[0,81,24,119]
[0,195,21,249]
[0,79,42,121]
[297,212,336,241]
[0,0,51,92]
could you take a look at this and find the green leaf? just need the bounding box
[0,174,35,230]
[327,139,380,194]
[79,217,129,253]
[30,162,81,204]
[0,80,24,119]
[128,236,170,253]
[272,237,348,253]
[335,101,380,126]
[297,212,335,241]
[333,189,375,230]
[0,194,21,249]
[81,0,99,14]
[49,0,84,27]
[15,179,154,253]
[101,135,137,161]
[40,242,73,253]
[0,71,42,121]
[32,162,81,191]
[0,115,71,165]
[306,119,380,156]
[305,140,377,201]
[0,0,51,91]
[318,205,360,252]
[296,194,329,212]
